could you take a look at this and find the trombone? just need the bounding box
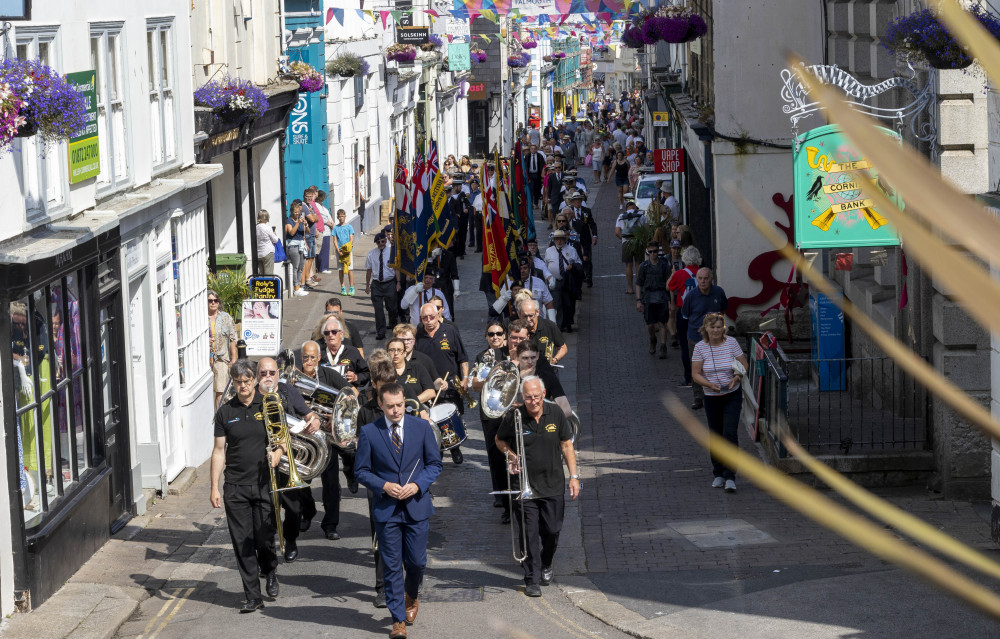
[262,390,308,554]
[481,361,533,563]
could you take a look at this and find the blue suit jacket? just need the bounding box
[354,415,443,523]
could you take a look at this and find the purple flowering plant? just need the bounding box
[0,58,87,151]
[194,76,268,123]
[553,51,567,59]
[290,61,325,93]
[626,7,708,47]
[522,38,538,49]
[471,48,488,64]
[882,7,1000,70]
[507,52,531,68]
[387,44,418,63]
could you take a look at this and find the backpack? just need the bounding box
[680,267,698,307]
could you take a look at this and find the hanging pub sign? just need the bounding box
[793,124,902,249]
[397,26,429,45]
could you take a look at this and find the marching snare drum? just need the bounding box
[429,402,467,451]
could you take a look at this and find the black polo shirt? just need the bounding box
[214,392,270,486]
[397,360,435,399]
[496,402,572,499]
[415,324,468,379]
[409,350,440,379]
[319,342,370,387]
[529,318,565,362]
[344,319,365,351]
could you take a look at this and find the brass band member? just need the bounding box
[210,359,284,612]
[414,303,469,465]
[470,320,513,523]
[388,338,437,405]
[257,357,322,562]
[495,375,580,598]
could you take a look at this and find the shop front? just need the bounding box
[1,218,130,609]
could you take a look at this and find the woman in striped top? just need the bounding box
[691,313,749,493]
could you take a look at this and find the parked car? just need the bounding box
[633,171,674,213]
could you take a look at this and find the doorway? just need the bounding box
[99,290,132,532]
[470,103,488,157]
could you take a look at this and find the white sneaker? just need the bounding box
[724,479,737,493]
[295,289,309,297]
[711,477,724,488]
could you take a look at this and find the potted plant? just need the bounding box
[326,52,365,77]
[471,48,488,64]
[521,38,538,49]
[0,58,87,152]
[207,270,250,324]
[882,7,1000,70]
[387,43,418,63]
[507,52,531,68]
[627,7,708,47]
[194,76,268,124]
[290,61,325,93]
[622,25,645,49]
[553,51,567,60]
[420,34,443,52]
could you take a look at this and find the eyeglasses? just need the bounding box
[387,348,405,353]
[233,377,255,387]
[302,354,319,361]
[419,314,437,320]
[487,331,505,337]
[522,312,537,319]
[400,337,415,342]
[259,370,278,377]
[645,250,657,255]
[323,329,342,336]
[208,299,220,303]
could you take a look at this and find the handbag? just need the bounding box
[585,153,592,167]
[273,239,287,263]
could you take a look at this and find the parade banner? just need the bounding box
[793,124,902,249]
[482,161,511,295]
[241,300,282,357]
[392,152,418,278]
[411,152,433,278]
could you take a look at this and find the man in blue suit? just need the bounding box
[354,383,443,639]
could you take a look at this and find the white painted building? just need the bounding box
[0,0,221,612]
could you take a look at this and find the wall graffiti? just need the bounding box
[726,192,794,320]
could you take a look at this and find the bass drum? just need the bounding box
[429,402,467,451]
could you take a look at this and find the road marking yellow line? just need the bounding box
[524,595,590,639]
[538,595,607,639]
[141,587,195,639]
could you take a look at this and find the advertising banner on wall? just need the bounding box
[66,70,100,184]
[241,299,282,357]
[792,124,902,249]
[448,43,471,71]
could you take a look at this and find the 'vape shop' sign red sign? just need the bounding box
[653,149,685,173]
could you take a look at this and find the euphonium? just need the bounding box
[481,360,521,419]
[329,391,361,450]
[278,414,331,482]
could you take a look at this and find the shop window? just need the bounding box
[11,271,97,529]
[171,207,209,387]
[15,26,69,222]
[147,19,178,170]
[354,74,365,112]
[90,23,131,194]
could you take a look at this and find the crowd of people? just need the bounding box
[212,90,749,639]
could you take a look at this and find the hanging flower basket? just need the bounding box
[194,76,268,124]
[627,7,708,47]
[290,61,325,93]
[420,34,443,52]
[543,54,553,62]
[387,44,418,63]
[622,25,645,49]
[0,59,88,153]
[507,52,531,68]
[521,39,538,49]
[882,7,997,70]
[326,52,365,78]
[471,48,488,64]
[553,51,566,60]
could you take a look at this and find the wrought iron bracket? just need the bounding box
[780,64,937,156]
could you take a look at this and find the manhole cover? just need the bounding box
[420,586,484,602]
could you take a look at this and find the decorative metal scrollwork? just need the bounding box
[780,64,937,156]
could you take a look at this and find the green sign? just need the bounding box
[448,43,471,71]
[793,124,902,249]
[66,70,100,184]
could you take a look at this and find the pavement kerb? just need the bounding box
[558,576,710,639]
[0,583,148,639]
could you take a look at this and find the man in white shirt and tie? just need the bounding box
[401,267,452,327]
[544,229,582,333]
[525,144,546,206]
[365,232,398,341]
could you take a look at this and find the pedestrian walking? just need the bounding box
[667,246,702,387]
[365,232,399,340]
[636,241,671,359]
[332,209,356,296]
[691,313,748,493]
[285,200,309,297]
[681,267,728,410]
[208,289,238,407]
[255,210,278,276]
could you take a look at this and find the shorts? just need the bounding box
[643,302,669,325]
[305,234,317,259]
[338,253,353,271]
[621,242,634,263]
[602,156,612,167]
[213,360,231,393]
[615,174,629,187]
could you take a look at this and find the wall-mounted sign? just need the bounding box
[249,276,282,300]
[397,26,429,45]
[652,111,669,126]
[448,43,471,71]
[467,81,486,101]
[793,124,902,249]
[653,148,684,173]
[66,70,100,184]
[289,94,311,145]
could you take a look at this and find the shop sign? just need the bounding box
[249,276,282,300]
[241,299,282,357]
[448,43,471,71]
[467,81,486,101]
[66,70,100,184]
[290,94,311,145]
[793,124,902,249]
[652,148,684,173]
[397,26,429,45]
[652,111,669,126]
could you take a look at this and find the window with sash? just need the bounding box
[90,23,131,193]
[147,19,178,170]
[15,26,69,221]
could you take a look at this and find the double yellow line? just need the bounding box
[139,587,195,639]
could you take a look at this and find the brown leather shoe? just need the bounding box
[389,621,407,638]
[404,594,419,624]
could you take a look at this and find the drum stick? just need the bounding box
[431,372,450,408]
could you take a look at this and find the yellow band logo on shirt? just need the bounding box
[440,339,451,350]
[254,411,264,421]
[405,375,418,384]
[545,423,557,433]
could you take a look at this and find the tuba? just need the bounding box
[481,360,522,419]
[278,414,331,482]
[329,391,361,450]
